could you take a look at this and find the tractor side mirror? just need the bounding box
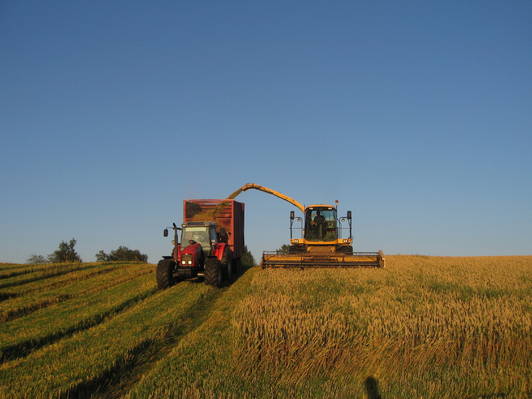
[163,228,168,237]
[290,211,295,220]
[347,211,352,220]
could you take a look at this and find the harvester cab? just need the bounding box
[289,205,352,252]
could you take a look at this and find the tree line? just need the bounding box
[26,239,148,264]
[26,239,256,266]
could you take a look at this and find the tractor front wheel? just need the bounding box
[205,258,223,287]
[156,259,175,289]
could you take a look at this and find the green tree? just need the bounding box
[48,238,82,263]
[96,246,148,263]
[26,254,48,264]
[240,246,255,268]
[95,250,109,262]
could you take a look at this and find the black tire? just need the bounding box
[221,248,232,281]
[205,258,223,287]
[156,259,175,289]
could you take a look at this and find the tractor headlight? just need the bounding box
[181,254,193,266]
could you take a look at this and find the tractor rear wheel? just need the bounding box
[156,259,175,289]
[205,258,223,287]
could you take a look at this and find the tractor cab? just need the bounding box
[180,222,218,256]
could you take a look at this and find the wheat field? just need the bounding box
[0,256,530,398]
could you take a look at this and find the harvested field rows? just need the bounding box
[0,262,148,322]
[0,257,530,398]
[0,263,154,362]
[0,262,94,288]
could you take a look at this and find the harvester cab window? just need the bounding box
[305,208,337,241]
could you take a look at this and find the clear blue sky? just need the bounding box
[1,1,531,263]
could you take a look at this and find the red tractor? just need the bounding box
[156,199,245,289]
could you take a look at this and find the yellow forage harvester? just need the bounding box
[227,183,385,268]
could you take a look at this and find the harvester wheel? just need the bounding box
[205,258,223,287]
[156,259,175,289]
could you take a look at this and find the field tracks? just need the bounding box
[0,262,99,289]
[0,267,251,399]
[0,263,150,322]
[69,283,224,399]
[0,261,142,291]
[0,264,155,363]
[0,282,213,397]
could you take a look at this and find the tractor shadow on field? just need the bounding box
[364,376,383,399]
[182,264,250,287]
[221,264,252,287]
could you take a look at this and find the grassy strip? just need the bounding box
[0,271,155,362]
[0,281,216,398]
[0,262,100,289]
[0,264,36,275]
[0,262,86,279]
[0,263,117,297]
[0,264,25,273]
[128,269,259,398]
[0,263,151,322]
[128,256,531,399]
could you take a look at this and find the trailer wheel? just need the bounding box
[205,258,223,287]
[221,248,232,281]
[156,259,175,289]
[232,258,241,276]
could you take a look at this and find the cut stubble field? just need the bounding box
[0,256,530,398]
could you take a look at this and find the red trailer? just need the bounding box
[183,199,245,259]
[156,199,245,289]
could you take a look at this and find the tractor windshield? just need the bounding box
[181,226,210,249]
[304,208,337,242]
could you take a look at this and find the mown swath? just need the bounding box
[0,262,91,279]
[0,263,117,298]
[0,269,155,362]
[0,262,100,289]
[0,263,149,322]
[128,268,258,399]
[0,281,216,398]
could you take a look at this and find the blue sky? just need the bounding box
[1,1,531,263]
